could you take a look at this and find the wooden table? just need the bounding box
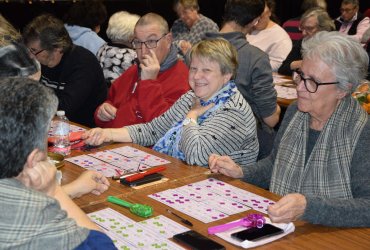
[60,140,370,249]
[273,73,297,108]
[82,174,370,250]
[61,142,208,207]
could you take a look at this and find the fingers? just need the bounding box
[268,194,307,223]
[97,103,116,121]
[83,128,108,146]
[93,172,110,187]
[140,50,160,80]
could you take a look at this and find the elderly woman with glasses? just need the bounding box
[209,31,370,227]
[84,38,259,167]
[278,7,335,76]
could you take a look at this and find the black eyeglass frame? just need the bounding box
[131,33,168,50]
[28,47,45,56]
[292,69,339,93]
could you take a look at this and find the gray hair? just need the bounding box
[0,78,58,178]
[135,13,169,35]
[341,0,359,7]
[0,42,40,78]
[301,7,335,32]
[106,11,140,43]
[302,31,369,93]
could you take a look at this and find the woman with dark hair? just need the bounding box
[246,0,292,71]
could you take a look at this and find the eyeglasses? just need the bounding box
[28,48,45,56]
[131,33,168,49]
[340,7,356,13]
[293,69,339,93]
[299,25,317,33]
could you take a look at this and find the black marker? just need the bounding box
[166,209,193,227]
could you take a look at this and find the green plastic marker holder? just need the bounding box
[107,196,153,218]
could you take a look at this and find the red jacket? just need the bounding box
[94,60,189,128]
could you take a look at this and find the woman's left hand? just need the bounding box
[268,193,307,223]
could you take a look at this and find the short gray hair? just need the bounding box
[0,78,58,178]
[341,0,359,7]
[135,13,169,35]
[301,7,335,32]
[106,11,140,43]
[302,31,369,94]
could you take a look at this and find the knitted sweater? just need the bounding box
[127,90,258,167]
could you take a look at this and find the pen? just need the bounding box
[166,209,193,227]
[125,166,166,182]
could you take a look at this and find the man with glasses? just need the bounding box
[279,7,335,76]
[335,0,370,43]
[22,14,107,128]
[94,13,189,128]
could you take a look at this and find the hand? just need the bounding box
[208,154,244,178]
[82,128,111,146]
[179,40,192,55]
[17,160,58,196]
[140,50,160,80]
[63,170,110,198]
[187,97,215,118]
[268,193,307,223]
[97,103,117,122]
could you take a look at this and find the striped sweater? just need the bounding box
[126,90,258,167]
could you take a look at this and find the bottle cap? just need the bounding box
[56,110,65,116]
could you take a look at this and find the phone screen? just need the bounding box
[173,230,225,250]
[231,224,284,242]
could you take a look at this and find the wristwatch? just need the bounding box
[183,117,197,126]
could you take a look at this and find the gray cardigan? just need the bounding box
[127,90,258,167]
[242,102,370,227]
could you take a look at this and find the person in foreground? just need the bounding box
[209,31,370,227]
[0,78,115,249]
[84,38,258,167]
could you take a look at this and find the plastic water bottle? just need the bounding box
[52,110,71,155]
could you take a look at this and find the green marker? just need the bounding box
[107,196,153,218]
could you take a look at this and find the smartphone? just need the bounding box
[173,230,225,250]
[231,224,284,242]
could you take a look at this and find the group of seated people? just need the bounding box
[0,0,370,247]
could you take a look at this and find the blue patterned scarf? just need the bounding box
[153,81,237,161]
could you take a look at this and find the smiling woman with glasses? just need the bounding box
[208,31,370,228]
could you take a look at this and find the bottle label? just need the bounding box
[50,145,71,156]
